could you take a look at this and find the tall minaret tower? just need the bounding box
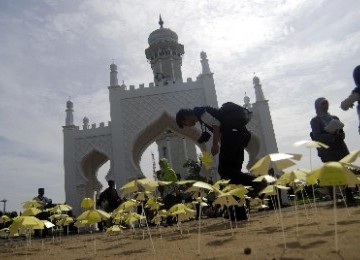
[110,62,119,87]
[252,75,278,154]
[145,15,185,85]
[65,99,74,126]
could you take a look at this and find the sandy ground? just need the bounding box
[1,201,360,260]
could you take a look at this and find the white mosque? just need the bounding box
[63,17,279,215]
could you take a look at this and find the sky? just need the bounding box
[0,0,359,214]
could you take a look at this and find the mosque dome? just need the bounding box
[110,63,117,71]
[148,28,178,45]
[148,16,178,45]
[253,75,260,84]
[66,100,73,109]
[83,116,89,125]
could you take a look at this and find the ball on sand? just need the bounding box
[244,247,251,255]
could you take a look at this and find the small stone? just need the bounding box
[244,247,251,255]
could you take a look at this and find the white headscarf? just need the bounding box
[314,97,333,124]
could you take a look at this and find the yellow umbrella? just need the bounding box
[80,198,94,209]
[114,199,138,212]
[134,191,154,201]
[340,149,360,165]
[293,140,329,171]
[277,169,308,186]
[145,198,164,211]
[226,186,249,199]
[306,161,359,252]
[293,140,329,149]
[124,212,145,224]
[259,185,290,195]
[213,194,240,207]
[253,175,276,183]
[56,216,74,226]
[0,228,9,238]
[168,203,195,222]
[0,215,11,224]
[119,180,138,196]
[22,200,42,209]
[250,153,302,176]
[137,178,161,192]
[307,162,359,187]
[42,220,55,228]
[175,180,196,185]
[192,181,214,191]
[212,179,230,190]
[106,225,125,235]
[74,219,88,228]
[9,216,44,236]
[77,209,110,224]
[49,204,72,213]
[22,207,42,216]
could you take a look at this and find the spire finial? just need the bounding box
[159,14,164,28]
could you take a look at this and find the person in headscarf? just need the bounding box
[159,158,178,182]
[310,97,349,162]
[340,65,360,134]
[310,98,354,202]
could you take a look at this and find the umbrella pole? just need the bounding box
[311,185,319,217]
[141,204,155,253]
[227,207,234,236]
[310,149,319,217]
[276,188,287,249]
[333,185,339,252]
[197,202,202,255]
[337,186,350,217]
[300,189,309,220]
[270,196,279,221]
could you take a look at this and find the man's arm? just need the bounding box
[211,125,220,155]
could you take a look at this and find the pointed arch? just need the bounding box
[132,111,206,171]
[80,149,109,197]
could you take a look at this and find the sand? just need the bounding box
[1,201,360,260]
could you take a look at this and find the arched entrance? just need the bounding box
[81,150,110,200]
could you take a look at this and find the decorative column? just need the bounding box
[110,63,119,87]
[65,99,74,126]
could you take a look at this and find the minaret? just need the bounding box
[243,93,252,111]
[253,75,266,102]
[65,99,74,126]
[83,116,89,130]
[200,51,211,74]
[110,63,119,87]
[145,15,185,85]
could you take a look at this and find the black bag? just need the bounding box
[219,102,252,128]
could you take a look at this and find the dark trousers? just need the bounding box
[218,127,250,180]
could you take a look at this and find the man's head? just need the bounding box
[159,158,169,169]
[315,97,329,115]
[176,108,198,128]
[38,188,44,196]
[107,180,115,188]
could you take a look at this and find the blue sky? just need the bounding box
[0,0,359,213]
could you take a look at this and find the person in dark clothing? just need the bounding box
[310,98,349,162]
[176,104,265,220]
[97,180,121,213]
[340,65,360,134]
[34,188,51,210]
[310,97,354,202]
[176,105,251,183]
